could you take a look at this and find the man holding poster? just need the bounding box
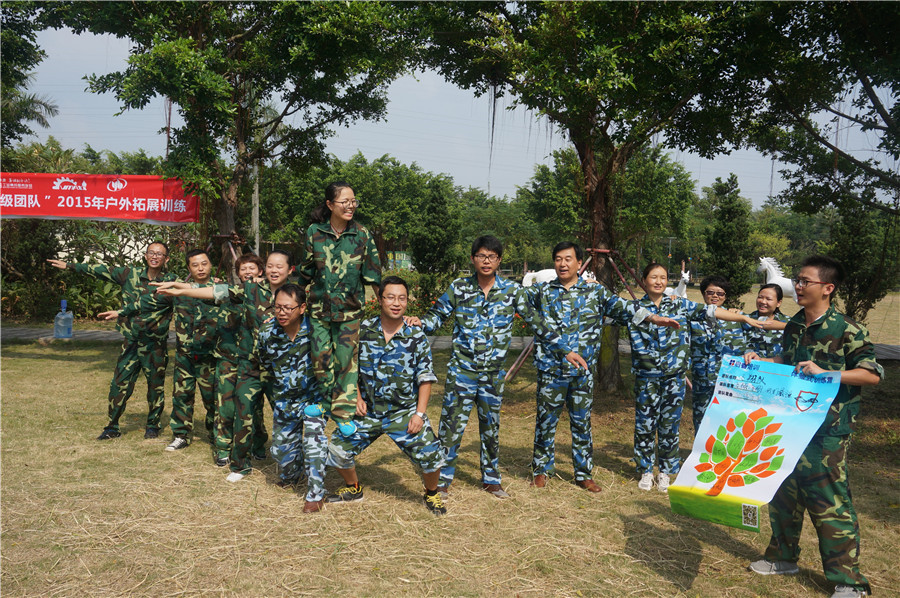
[744,256,882,598]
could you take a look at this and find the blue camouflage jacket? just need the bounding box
[421,274,569,373]
[527,277,641,376]
[689,315,748,384]
[629,294,716,378]
[255,316,321,411]
[741,310,788,358]
[358,316,437,414]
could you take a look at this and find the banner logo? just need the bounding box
[107,178,128,192]
[51,177,87,191]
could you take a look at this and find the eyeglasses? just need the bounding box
[332,199,360,208]
[273,305,300,314]
[704,290,726,297]
[473,253,499,263]
[146,251,168,258]
[793,278,827,288]
[382,295,407,303]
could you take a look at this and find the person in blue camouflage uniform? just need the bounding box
[298,182,381,438]
[527,242,678,493]
[741,283,789,359]
[746,256,882,598]
[688,275,749,432]
[48,242,175,440]
[155,251,291,481]
[256,283,330,513]
[166,250,219,451]
[326,276,446,515]
[409,236,588,499]
[628,263,762,492]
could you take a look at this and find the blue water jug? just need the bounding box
[54,299,73,339]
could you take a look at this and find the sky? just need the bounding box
[23,27,789,207]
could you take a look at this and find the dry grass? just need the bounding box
[1,340,898,597]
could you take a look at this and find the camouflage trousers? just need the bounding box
[169,351,217,441]
[302,415,329,502]
[270,398,310,484]
[213,359,238,462]
[103,337,168,433]
[328,408,443,474]
[633,374,685,475]
[438,364,505,487]
[765,434,869,593]
[227,361,267,475]
[689,381,715,433]
[310,318,360,423]
[532,372,594,481]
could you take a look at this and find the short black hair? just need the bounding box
[148,240,169,255]
[700,275,732,296]
[471,235,503,258]
[759,283,784,302]
[274,282,306,305]
[552,241,583,262]
[642,262,666,279]
[235,253,264,275]
[379,275,409,297]
[800,255,845,298]
[185,249,209,267]
[266,249,293,267]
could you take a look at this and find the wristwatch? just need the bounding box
[415,411,427,419]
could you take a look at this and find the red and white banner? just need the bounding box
[0,172,199,226]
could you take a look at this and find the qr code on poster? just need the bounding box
[742,503,759,529]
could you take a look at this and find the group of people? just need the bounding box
[49,181,882,598]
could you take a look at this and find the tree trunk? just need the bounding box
[214,188,238,283]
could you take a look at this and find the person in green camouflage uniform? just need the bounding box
[166,250,219,450]
[746,256,882,598]
[48,242,175,440]
[155,251,291,481]
[298,182,381,437]
[741,283,789,359]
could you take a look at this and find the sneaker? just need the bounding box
[226,471,247,483]
[97,429,121,441]
[436,485,450,501]
[657,473,670,493]
[831,586,867,598]
[638,472,654,491]
[252,450,267,460]
[303,403,325,418]
[165,437,189,451]
[748,559,800,576]
[424,490,447,515]
[214,456,229,467]
[482,483,510,499]
[336,419,357,438]
[325,484,364,503]
[144,427,159,440]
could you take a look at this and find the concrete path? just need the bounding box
[1,326,897,360]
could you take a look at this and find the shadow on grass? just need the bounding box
[0,343,118,365]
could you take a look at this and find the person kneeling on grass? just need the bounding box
[325,276,446,516]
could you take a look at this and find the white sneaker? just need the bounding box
[226,472,246,483]
[831,586,867,598]
[638,472,654,491]
[657,473,670,493]
[165,437,189,452]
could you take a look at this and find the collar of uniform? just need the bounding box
[372,316,411,342]
[314,219,359,239]
[548,276,588,291]
[140,267,170,283]
[791,304,835,330]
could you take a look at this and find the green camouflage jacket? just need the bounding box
[780,305,883,437]
[212,280,275,365]
[69,262,175,341]
[173,282,219,356]
[298,220,381,322]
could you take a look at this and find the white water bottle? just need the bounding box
[54,299,73,339]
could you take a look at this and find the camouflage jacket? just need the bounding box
[255,316,321,409]
[689,315,748,384]
[70,262,175,341]
[742,310,789,359]
[212,300,243,363]
[421,274,569,373]
[527,277,642,376]
[298,220,381,322]
[780,305,883,437]
[212,280,275,365]
[358,316,437,414]
[628,294,716,378]
[173,282,219,356]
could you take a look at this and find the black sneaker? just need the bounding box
[144,427,160,439]
[252,450,267,460]
[424,490,447,515]
[214,456,228,467]
[97,429,121,441]
[325,484,364,504]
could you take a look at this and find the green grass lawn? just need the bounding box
[1,340,897,597]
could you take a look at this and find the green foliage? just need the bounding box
[703,175,755,306]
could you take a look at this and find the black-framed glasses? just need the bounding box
[146,250,168,258]
[793,278,826,288]
[473,253,499,263]
[273,305,300,314]
[333,199,360,208]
